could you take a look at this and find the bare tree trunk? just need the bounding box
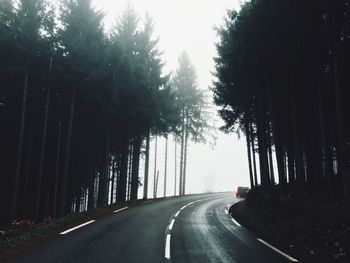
[12,70,29,220]
[174,138,177,196]
[179,109,185,195]
[117,138,128,202]
[143,130,150,199]
[110,158,116,204]
[75,188,81,213]
[268,134,276,185]
[182,111,189,195]
[287,144,296,184]
[53,122,62,219]
[334,47,350,204]
[36,80,51,220]
[127,142,134,200]
[60,86,76,216]
[155,170,159,197]
[98,131,110,206]
[21,115,34,218]
[245,118,254,189]
[316,71,327,179]
[153,135,158,198]
[131,135,141,201]
[256,92,270,187]
[164,136,168,197]
[251,123,258,186]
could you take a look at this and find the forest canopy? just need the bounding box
[0,0,210,223]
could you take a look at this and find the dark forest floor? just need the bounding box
[0,200,144,262]
[230,184,350,263]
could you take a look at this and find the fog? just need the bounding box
[92,0,249,195]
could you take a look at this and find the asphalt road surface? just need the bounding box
[8,192,298,263]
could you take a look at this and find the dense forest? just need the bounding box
[213,0,350,203]
[0,0,209,223]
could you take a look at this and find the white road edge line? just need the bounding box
[165,234,171,259]
[257,238,299,262]
[113,206,128,213]
[60,220,95,235]
[231,218,241,227]
[174,211,180,218]
[168,219,175,231]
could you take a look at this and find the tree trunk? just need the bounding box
[316,71,327,179]
[127,142,133,200]
[75,187,81,213]
[35,83,51,220]
[334,47,350,204]
[153,135,158,198]
[53,122,62,219]
[251,123,258,186]
[164,136,168,197]
[245,118,254,189]
[290,78,305,185]
[11,70,29,220]
[98,130,110,206]
[256,93,270,187]
[174,138,177,196]
[182,111,189,195]
[143,130,150,199]
[21,115,34,218]
[130,135,141,201]
[117,138,128,202]
[110,159,116,204]
[267,138,275,185]
[287,143,296,184]
[60,87,76,216]
[179,109,185,195]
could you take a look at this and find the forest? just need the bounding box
[213,0,350,204]
[0,0,209,223]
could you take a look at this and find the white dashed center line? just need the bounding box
[174,211,180,218]
[165,234,171,259]
[168,219,175,231]
[164,199,204,261]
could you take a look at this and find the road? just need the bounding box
[8,193,297,263]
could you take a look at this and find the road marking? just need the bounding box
[257,238,299,262]
[142,200,153,204]
[225,209,229,214]
[113,206,128,213]
[168,219,175,231]
[180,205,187,211]
[165,234,171,259]
[164,199,204,260]
[231,218,241,227]
[60,220,95,235]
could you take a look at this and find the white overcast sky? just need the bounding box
[91,0,250,196]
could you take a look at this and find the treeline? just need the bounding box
[0,0,207,223]
[213,0,350,202]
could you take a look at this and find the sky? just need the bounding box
[91,0,250,196]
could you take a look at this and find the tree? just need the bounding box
[172,51,213,195]
[213,0,350,205]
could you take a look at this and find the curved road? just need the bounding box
[8,193,297,263]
